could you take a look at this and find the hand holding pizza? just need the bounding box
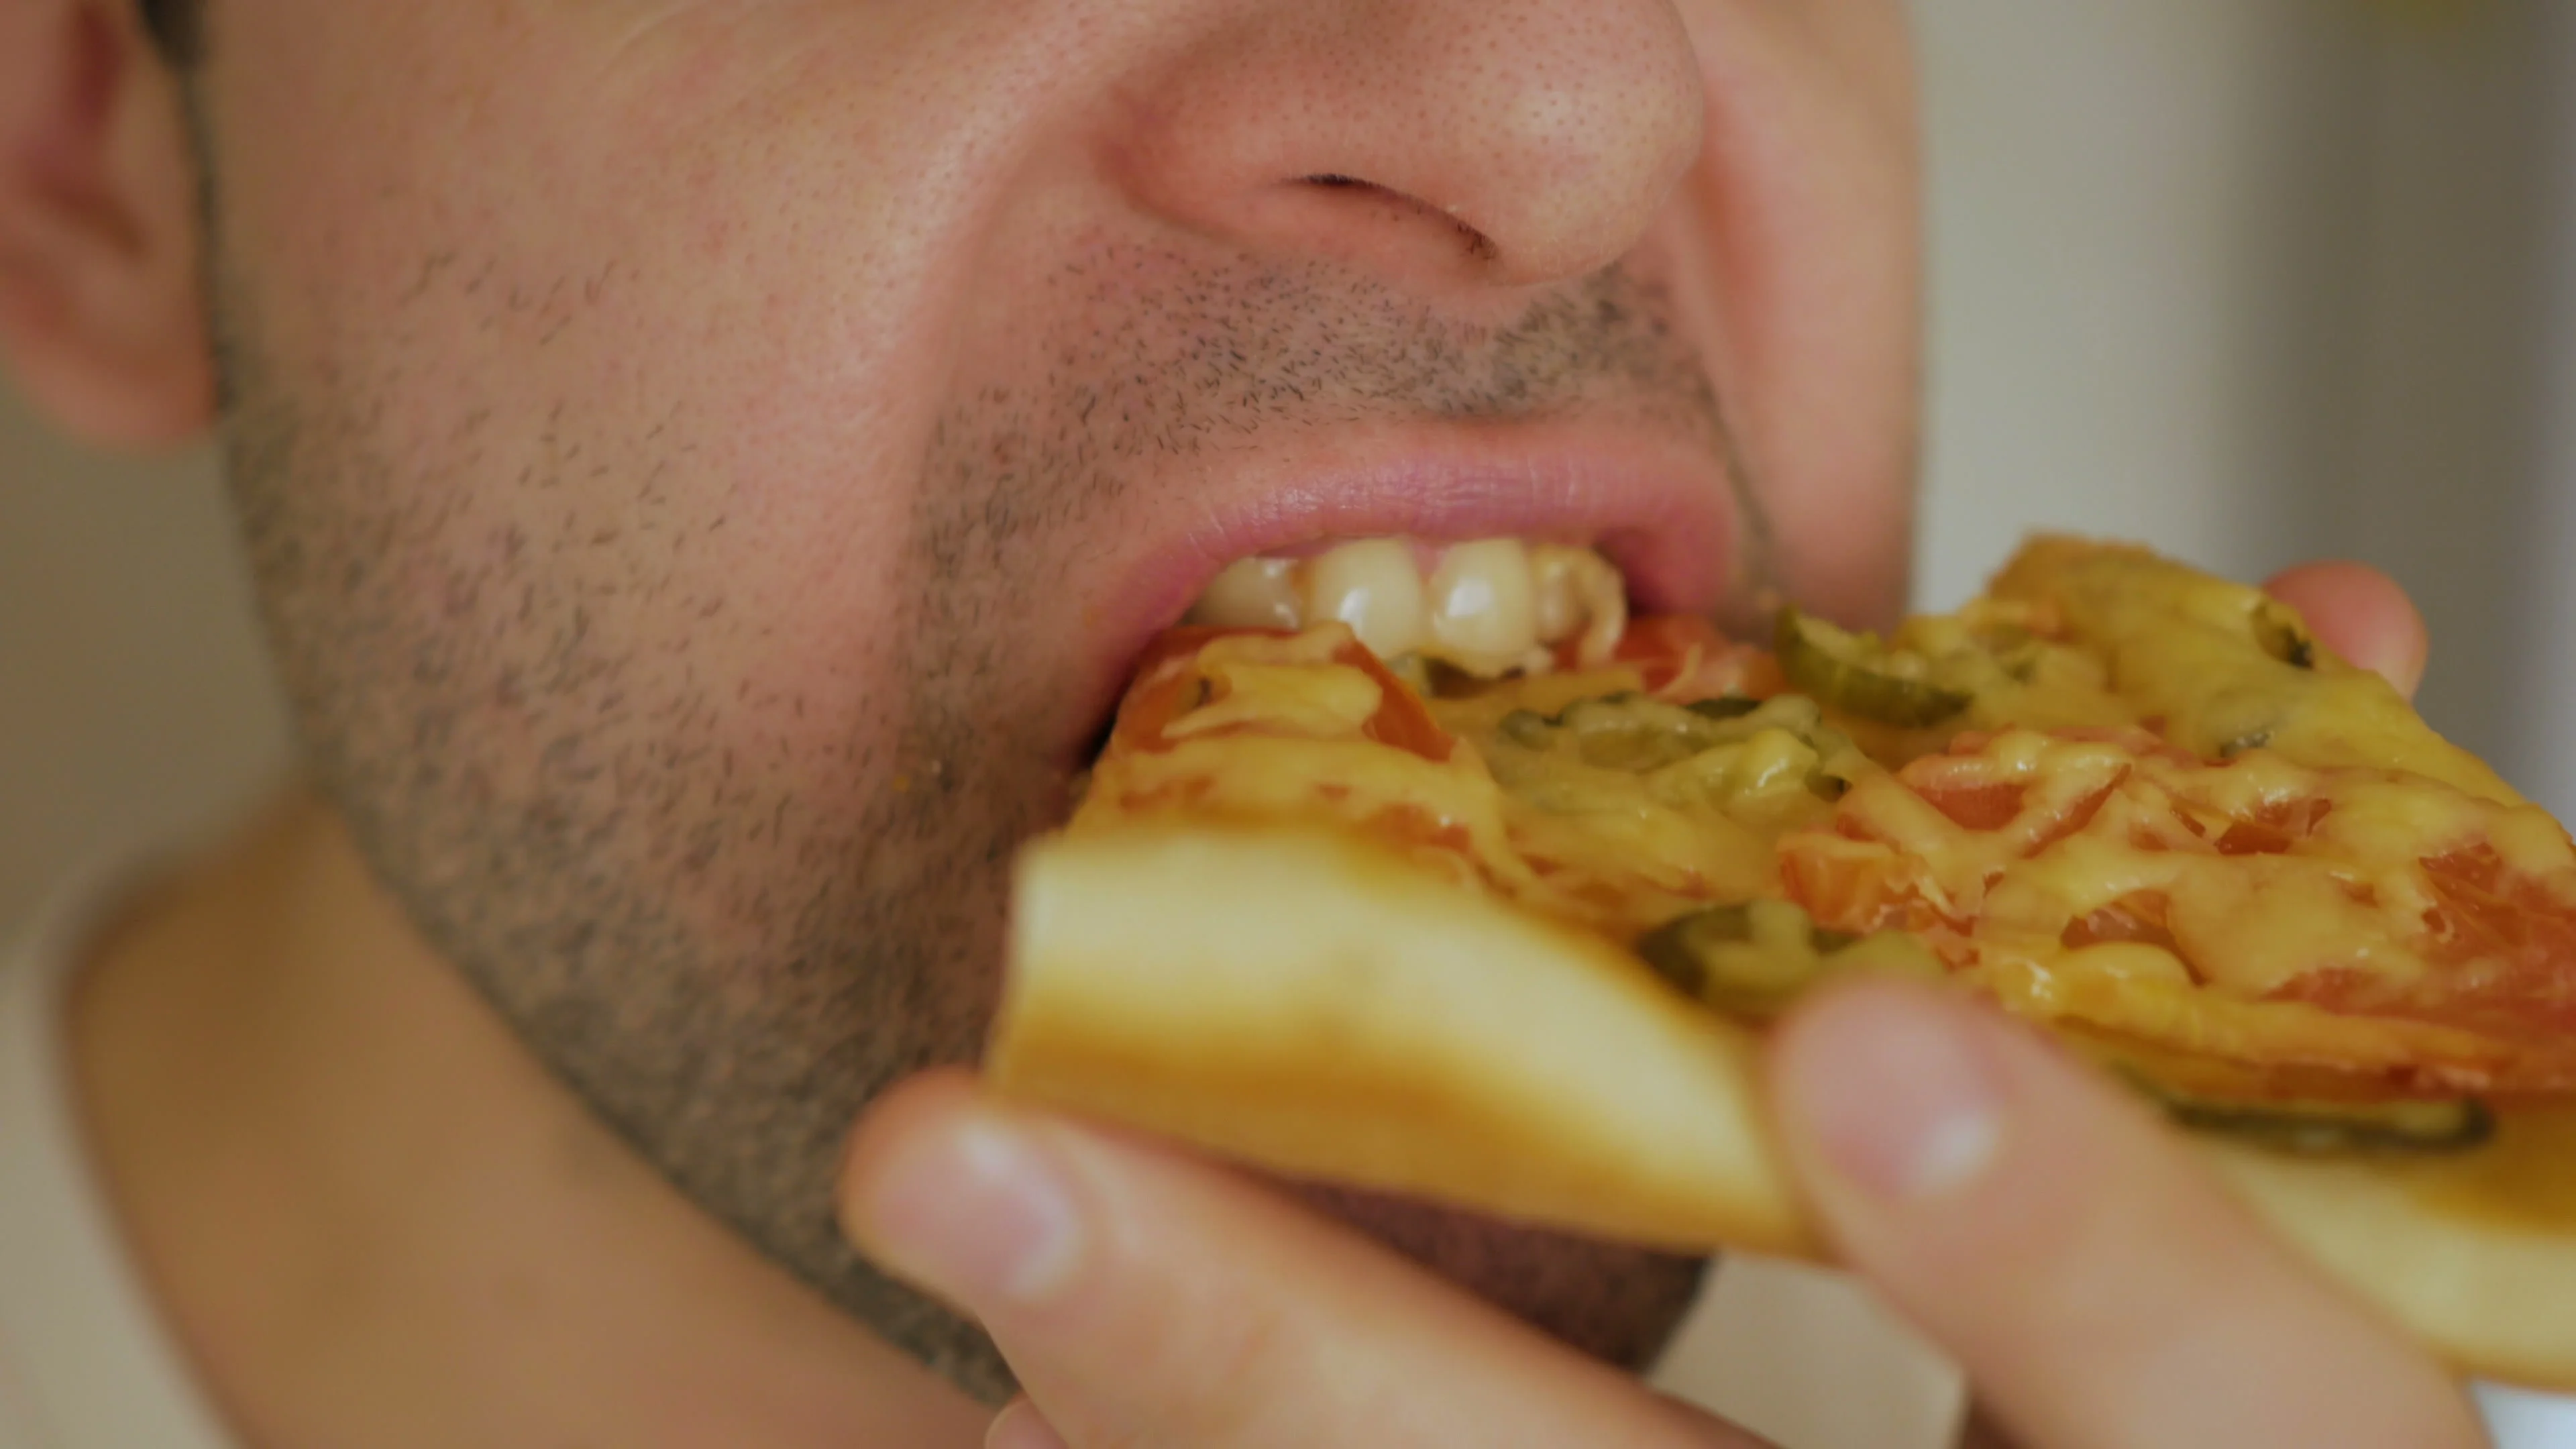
[836,552,2492,1449]
[1776,981,2481,1448]
[841,998,2479,1449]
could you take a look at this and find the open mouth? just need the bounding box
[1185,536,1631,680]
[1056,528,1668,781]
[1052,425,1753,773]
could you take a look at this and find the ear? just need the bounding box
[0,0,213,448]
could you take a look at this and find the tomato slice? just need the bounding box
[2268,845,2576,1078]
[1082,626,1499,899]
[1106,627,1254,757]
[1330,637,1454,761]
[1597,615,1785,700]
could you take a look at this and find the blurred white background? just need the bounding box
[5,3,2573,1446]
[1915,0,2553,786]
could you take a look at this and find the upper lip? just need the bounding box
[1060,415,1748,764]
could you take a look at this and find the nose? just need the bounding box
[1116,0,1705,289]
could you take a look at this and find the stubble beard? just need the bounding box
[213,228,1756,1402]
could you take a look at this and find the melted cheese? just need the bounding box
[1979,956,2512,1076]
[1988,536,2526,804]
[1165,659,1385,741]
[1074,538,2576,1087]
[1800,722,2576,1080]
[1430,685,1848,932]
[1892,743,2453,995]
[1083,731,1542,898]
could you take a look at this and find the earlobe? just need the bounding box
[0,0,213,449]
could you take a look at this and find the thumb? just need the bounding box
[1764,982,2485,1449]
[2263,560,2428,700]
[839,1071,1762,1449]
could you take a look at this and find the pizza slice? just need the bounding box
[987,535,2576,1389]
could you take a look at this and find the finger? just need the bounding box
[1766,982,2485,1449]
[987,1397,1069,1449]
[841,1070,1764,1449]
[2263,560,2428,700]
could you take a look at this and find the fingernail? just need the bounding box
[1784,990,2008,1201]
[856,1113,1084,1309]
[986,1399,1071,1449]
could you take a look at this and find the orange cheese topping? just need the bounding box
[1780,729,2576,1091]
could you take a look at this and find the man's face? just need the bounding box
[193,0,1917,1398]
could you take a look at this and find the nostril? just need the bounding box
[1295,174,1499,264]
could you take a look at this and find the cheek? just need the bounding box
[203,4,1034,777]
[1653,0,1923,627]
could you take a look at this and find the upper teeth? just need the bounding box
[1185,537,1627,678]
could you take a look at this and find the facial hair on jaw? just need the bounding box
[219,235,1769,1403]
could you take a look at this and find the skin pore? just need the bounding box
[14,0,1919,1442]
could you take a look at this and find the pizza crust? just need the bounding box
[989,824,1812,1257]
[991,823,2576,1391]
[2206,1115,2576,1391]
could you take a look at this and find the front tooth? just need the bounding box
[1531,547,1585,642]
[1427,539,1538,670]
[1532,545,1627,668]
[1304,538,1429,659]
[1189,556,1301,629]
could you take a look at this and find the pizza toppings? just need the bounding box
[1985,537,2525,803]
[2125,1073,2495,1156]
[1636,898,1942,1021]
[1772,607,1975,728]
[1187,536,1626,679]
[1491,691,1850,784]
[1780,726,2576,1097]
[1083,533,2576,1143]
